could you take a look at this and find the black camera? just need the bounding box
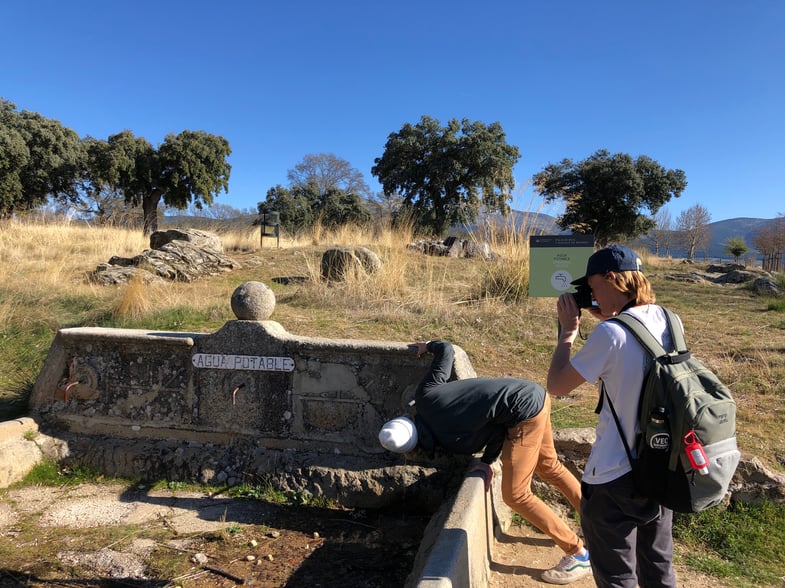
[571,283,595,309]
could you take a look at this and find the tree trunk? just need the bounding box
[142,191,162,236]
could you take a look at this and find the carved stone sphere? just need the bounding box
[231,281,276,320]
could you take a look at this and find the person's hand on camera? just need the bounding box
[556,294,581,342]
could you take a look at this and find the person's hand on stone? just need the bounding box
[467,461,493,492]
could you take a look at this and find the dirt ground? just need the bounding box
[0,482,428,587]
[489,522,731,588]
[0,482,730,588]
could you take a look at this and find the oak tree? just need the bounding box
[371,116,520,236]
[0,99,82,217]
[532,149,687,247]
[258,180,370,235]
[94,129,231,235]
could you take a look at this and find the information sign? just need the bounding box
[528,235,595,297]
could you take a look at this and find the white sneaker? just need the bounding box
[541,551,592,584]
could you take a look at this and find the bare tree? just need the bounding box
[675,204,712,261]
[752,215,785,272]
[182,201,245,220]
[288,153,371,198]
[648,207,673,257]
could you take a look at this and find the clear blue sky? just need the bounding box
[3,1,783,222]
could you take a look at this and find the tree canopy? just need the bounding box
[532,149,687,247]
[287,153,371,199]
[371,116,520,236]
[83,129,232,234]
[258,154,371,235]
[724,237,749,263]
[258,180,370,235]
[1,99,232,232]
[0,99,82,217]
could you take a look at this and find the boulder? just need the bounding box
[662,272,709,284]
[149,229,223,252]
[320,246,381,282]
[715,269,758,284]
[88,265,167,286]
[706,263,745,273]
[752,276,782,297]
[408,237,495,260]
[87,229,240,285]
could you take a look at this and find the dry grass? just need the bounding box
[0,218,784,472]
[111,275,152,320]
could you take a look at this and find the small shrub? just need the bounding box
[481,258,530,302]
[476,220,531,302]
[229,477,288,504]
[112,275,151,320]
[767,298,785,312]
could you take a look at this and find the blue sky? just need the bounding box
[3,1,783,222]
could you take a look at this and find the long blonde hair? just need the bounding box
[605,270,656,305]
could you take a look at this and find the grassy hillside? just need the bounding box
[1,217,784,585]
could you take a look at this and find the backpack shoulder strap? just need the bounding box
[608,313,667,358]
[600,381,636,465]
[609,306,689,358]
[662,307,688,353]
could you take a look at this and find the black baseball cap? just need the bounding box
[571,245,643,287]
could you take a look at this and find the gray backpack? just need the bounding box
[601,307,740,513]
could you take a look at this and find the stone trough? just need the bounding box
[1,281,501,587]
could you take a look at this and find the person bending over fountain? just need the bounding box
[379,340,591,585]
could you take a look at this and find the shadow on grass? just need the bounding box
[0,381,31,422]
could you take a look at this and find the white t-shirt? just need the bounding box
[570,304,677,485]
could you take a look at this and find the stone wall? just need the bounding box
[25,320,477,508]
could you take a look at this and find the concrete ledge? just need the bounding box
[413,470,492,587]
[0,417,39,443]
[13,320,552,585]
[0,418,42,488]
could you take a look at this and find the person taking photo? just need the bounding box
[547,244,678,588]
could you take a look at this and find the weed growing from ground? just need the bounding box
[17,458,107,487]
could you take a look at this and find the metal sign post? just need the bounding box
[260,211,280,248]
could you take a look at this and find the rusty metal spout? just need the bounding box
[231,383,246,405]
[63,381,80,403]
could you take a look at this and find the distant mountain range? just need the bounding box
[674,217,774,260]
[487,211,778,261]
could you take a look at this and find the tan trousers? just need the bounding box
[501,394,584,555]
